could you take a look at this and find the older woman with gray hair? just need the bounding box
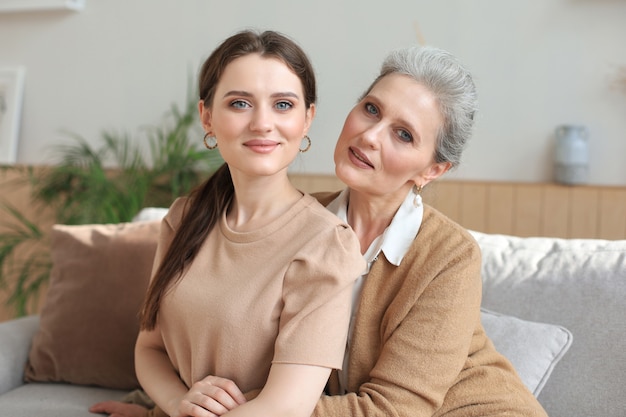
[91,45,547,417]
[307,44,547,417]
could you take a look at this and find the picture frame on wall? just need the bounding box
[0,67,25,165]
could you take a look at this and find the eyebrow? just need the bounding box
[223,90,300,99]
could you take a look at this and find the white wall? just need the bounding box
[1,0,625,185]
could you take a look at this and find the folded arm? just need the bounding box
[221,363,330,417]
[135,327,332,417]
[135,326,197,417]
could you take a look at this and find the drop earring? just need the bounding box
[413,184,423,208]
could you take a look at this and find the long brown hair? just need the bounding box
[140,30,317,330]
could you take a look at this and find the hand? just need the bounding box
[89,401,149,417]
[172,375,247,417]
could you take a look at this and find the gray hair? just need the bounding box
[362,46,478,169]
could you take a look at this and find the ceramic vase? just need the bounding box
[554,125,589,185]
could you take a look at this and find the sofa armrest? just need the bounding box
[0,315,39,395]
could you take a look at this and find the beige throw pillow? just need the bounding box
[25,220,160,389]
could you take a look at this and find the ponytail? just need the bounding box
[140,163,233,329]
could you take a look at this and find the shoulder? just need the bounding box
[310,190,341,207]
[162,196,189,232]
[383,204,482,309]
[398,204,481,275]
[294,194,363,268]
[299,193,348,229]
[419,204,479,252]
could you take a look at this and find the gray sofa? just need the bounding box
[0,216,624,416]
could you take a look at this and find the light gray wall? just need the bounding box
[1,0,625,185]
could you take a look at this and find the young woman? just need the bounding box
[104,30,365,417]
[92,45,547,417]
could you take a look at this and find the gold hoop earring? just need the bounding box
[299,135,311,153]
[413,184,423,208]
[203,133,217,150]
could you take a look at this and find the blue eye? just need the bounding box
[231,100,250,109]
[397,129,413,143]
[365,102,378,115]
[276,101,293,111]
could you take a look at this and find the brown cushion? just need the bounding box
[25,221,160,389]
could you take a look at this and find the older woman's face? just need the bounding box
[334,73,449,200]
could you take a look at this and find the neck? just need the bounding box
[227,171,302,232]
[347,190,406,253]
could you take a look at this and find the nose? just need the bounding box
[249,105,273,133]
[360,122,384,149]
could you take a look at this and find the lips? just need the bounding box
[244,139,279,153]
[349,146,374,168]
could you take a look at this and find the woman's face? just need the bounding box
[334,73,450,200]
[199,54,314,179]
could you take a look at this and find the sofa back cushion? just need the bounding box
[25,221,161,389]
[471,231,626,417]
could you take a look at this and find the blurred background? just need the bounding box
[1,0,625,185]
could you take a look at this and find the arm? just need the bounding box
[137,326,243,417]
[313,224,483,416]
[144,364,330,417]
[134,326,191,417]
[0,315,39,395]
[222,364,330,417]
[135,325,244,417]
[135,198,200,416]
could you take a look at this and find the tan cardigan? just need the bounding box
[312,192,547,417]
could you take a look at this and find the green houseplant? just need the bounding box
[0,95,223,317]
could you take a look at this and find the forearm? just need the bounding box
[313,381,429,417]
[135,334,188,416]
[225,363,330,417]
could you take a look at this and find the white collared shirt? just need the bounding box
[326,187,424,392]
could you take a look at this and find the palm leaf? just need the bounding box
[0,89,223,316]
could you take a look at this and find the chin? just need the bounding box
[334,166,361,190]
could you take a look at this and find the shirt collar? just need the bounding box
[327,188,424,266]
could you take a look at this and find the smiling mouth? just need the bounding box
[350,147,373,168]
[244,140,279,153]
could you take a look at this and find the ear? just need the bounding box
[414,161,452,188]
[198,100,213,132]
[302,103,316,135]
